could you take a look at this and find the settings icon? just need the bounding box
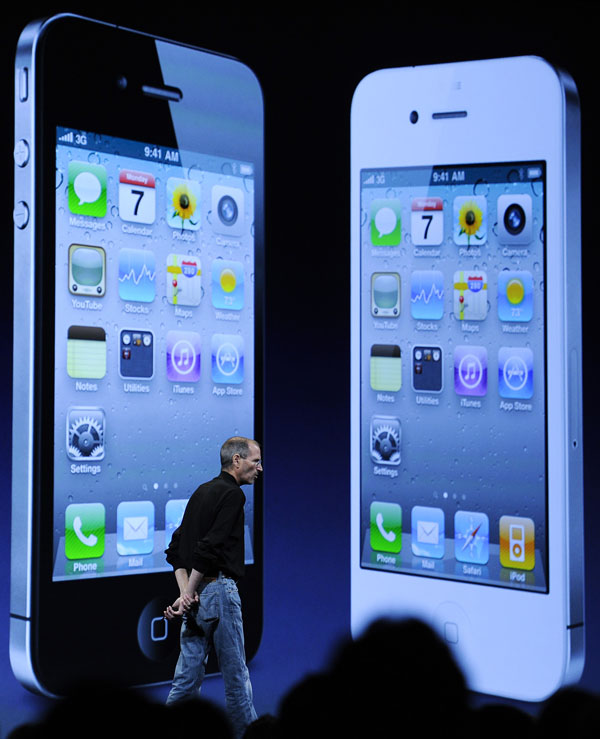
[370,416,401,465]
[67,407,105,461]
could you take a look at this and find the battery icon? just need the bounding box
[527,166,542,179]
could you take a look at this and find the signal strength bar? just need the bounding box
[59,131,74,143]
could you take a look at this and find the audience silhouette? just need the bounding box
[7,618,598,739]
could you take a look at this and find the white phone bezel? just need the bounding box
[350,56,583,701]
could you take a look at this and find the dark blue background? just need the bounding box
[1,3,598,735]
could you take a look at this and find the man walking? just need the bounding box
[164,436,262,737]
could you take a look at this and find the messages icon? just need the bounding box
[370,200,402,246]
[68,161,107,218]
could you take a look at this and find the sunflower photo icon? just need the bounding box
[453,195,487,247]
[167,177,201,231]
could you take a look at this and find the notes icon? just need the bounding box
[370,344,402,392]
[166,330,201,382]
[67,326,107,379]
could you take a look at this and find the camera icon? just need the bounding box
[497,194,532,245]
[211,185,245,236]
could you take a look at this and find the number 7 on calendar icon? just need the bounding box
[119,170,156,224]
[411,197,444,246]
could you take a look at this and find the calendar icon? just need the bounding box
[411,197,444,246]
[119,169,156,224]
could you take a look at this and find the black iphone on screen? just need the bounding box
[12,14,263,695]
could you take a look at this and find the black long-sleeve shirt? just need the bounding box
[165,470,246,580]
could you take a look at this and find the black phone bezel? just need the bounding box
[27,15,264,694]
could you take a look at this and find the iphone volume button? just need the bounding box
[13,138,31,230]
[17,67,28,103]
[13,201,30,230]
[14,139,30,167]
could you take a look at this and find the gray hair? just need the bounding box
[220,437,260,469]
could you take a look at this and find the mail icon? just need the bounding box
[417,520,439,545]
[411,506,445,559]
[124,516,148,541]
[117,500,155,556]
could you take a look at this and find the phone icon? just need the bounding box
[377,515,396,542]
[74,517,97,547]
[370,501,402,553]
[65,503,105,559]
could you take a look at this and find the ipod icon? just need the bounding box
[499,515,535,570]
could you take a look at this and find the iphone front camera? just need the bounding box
[116,76,128,90]
[410,111,419,124]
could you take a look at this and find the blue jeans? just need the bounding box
[166,574,257,737]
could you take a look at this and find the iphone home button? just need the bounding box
[432,600,471,649]
[137,597,180,661]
